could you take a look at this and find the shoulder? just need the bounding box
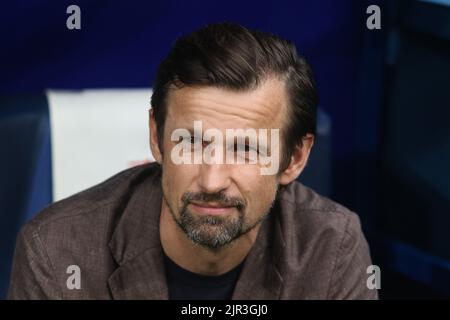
[19,162,161,244]
[275,181,376,299]
[278,181,362,239]
[9,162,162,299]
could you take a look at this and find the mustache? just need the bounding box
[182,191,246,211]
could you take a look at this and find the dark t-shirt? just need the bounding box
[163,252,245,300]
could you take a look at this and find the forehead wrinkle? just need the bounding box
[169,87,285,129]
[187,104,272,127]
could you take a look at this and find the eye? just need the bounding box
[188,136,210,150]
[190,136,202,144]
[235,144,258,154]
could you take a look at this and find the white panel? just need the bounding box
[47,89,154,201]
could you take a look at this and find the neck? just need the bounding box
[159,200,261,276]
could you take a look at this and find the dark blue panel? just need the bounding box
[0,95,53,299]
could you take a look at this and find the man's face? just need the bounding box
[159,78,287,250]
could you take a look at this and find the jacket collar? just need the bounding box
[107,163,285,299]
[231,199,285,299]
[107,164,168,299]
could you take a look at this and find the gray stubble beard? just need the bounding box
[163,194,272,252]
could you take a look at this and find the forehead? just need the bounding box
[165,77,287,130]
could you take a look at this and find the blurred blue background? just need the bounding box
[1,0,450,299]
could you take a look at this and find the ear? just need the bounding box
[279,134,314,185]
[149,109,163,164]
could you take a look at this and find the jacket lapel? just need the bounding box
[107,164,169,299]
[108,247,168,299]
[232,201,285,299]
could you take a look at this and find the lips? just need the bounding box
[189,201,235,215]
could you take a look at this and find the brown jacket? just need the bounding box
[8,162,378,299]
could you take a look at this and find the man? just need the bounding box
[8,23,378,299]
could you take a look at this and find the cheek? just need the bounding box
[161,159,183,208]
[236,167,279,217]
[162,161,197,203]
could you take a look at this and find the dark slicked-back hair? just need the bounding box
[151,22,318,172]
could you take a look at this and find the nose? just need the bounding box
[197,163,232,194]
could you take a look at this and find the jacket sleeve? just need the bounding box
[7,224,62,300]
[327,213,379,300]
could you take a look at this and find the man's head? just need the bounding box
[149,22,318,250]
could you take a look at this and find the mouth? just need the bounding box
[189,201,236,216]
